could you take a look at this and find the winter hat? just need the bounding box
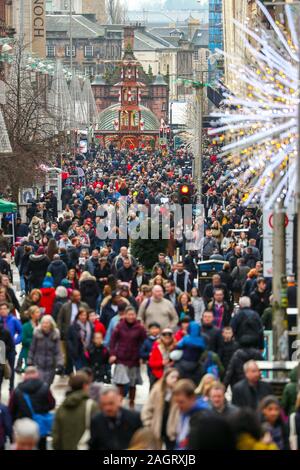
[42,273,54,288]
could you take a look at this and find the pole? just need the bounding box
[193,65,203,204]
[272,206,287,361]
[297,38,300,389]
[69,0,73,76]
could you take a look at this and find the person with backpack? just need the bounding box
[197,349,225,382]
[230,296,264,350]
[230,258,250,302]
[223,345,264,389]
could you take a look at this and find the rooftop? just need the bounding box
[98,104,160,131]
[46,14,105,38]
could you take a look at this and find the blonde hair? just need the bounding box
[27,305,40,318]
[79,271,96,283]
[128,428,162,450]
[195,374,218,397]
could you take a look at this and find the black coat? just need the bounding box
[0,324,14,357]
[232,378,273,410]
[80,279,100,310]
[201,324,222,354]
[94,264,112,291]
[100,301,119,329]
[67,321,94,361]
[131,274,149,297]
[87,344,110,382]
[218,339,239,371]
[230,307,264,349]
[224,347,263,388]
[27,254,50,288]
[48,259,68,287]
[89,408,142,450]
[9,378,55,421]
[250,289,270,316]
[117,266,135,283]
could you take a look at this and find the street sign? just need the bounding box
[263,209,294,277]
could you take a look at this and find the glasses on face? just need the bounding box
[162,333,172,337]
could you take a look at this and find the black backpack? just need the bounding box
[238,312,263,347]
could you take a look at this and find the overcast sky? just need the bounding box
[126,0,208,10]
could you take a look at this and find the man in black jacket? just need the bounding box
[250,278,270,317]
[224,347,263,388]
[203,274,230,306]
[231,296,264,349]
[201,311,222,354]
[232,360,272,410]
[117,257,136,283]
[89,386,142,450]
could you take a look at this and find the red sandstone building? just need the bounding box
[92,27,169,150]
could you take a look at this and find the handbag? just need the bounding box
[289,413,298,450]
[23,393,54,438]
[77,399,94,450]
[3,361,11,380]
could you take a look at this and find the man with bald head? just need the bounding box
[138,285,178,330]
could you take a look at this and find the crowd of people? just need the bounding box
[0,141,299,451]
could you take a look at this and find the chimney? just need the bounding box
[123,25,135,50]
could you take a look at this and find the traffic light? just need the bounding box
[178,184,192,205]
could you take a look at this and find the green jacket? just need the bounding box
[52,390,98,450]
[21,321,34,361]
[282,367,298,416]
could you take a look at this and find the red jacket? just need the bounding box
[40,287,56,315]
[148,341,165,379]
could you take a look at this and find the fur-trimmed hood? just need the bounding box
[33,326,60,341]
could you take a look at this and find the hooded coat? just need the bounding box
[27,326,63,384]
[52,390,98,450]
[176,322,206,362]
[47,259,68,287]
[9,377,55,421]
[79,278,100,310]
[27,254,50,289]
[40,287,56,315]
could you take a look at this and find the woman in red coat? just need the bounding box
[110,306,147,409]
[148,329,175,382]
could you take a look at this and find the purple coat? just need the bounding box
[110,319,147,367]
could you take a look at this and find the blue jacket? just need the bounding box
[175,398,210,450]
[176,321,206,362]
[139,336,159,361]
[2,314,22,346]
[0,403,12,448]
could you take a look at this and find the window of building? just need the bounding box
[162,102,166,111]
[46,44,56,57]
[84,66,95,77]
[193,50,199,61]
[65,45,76,57]
[84,45,94,58]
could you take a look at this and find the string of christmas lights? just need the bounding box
[208,0,300,210]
